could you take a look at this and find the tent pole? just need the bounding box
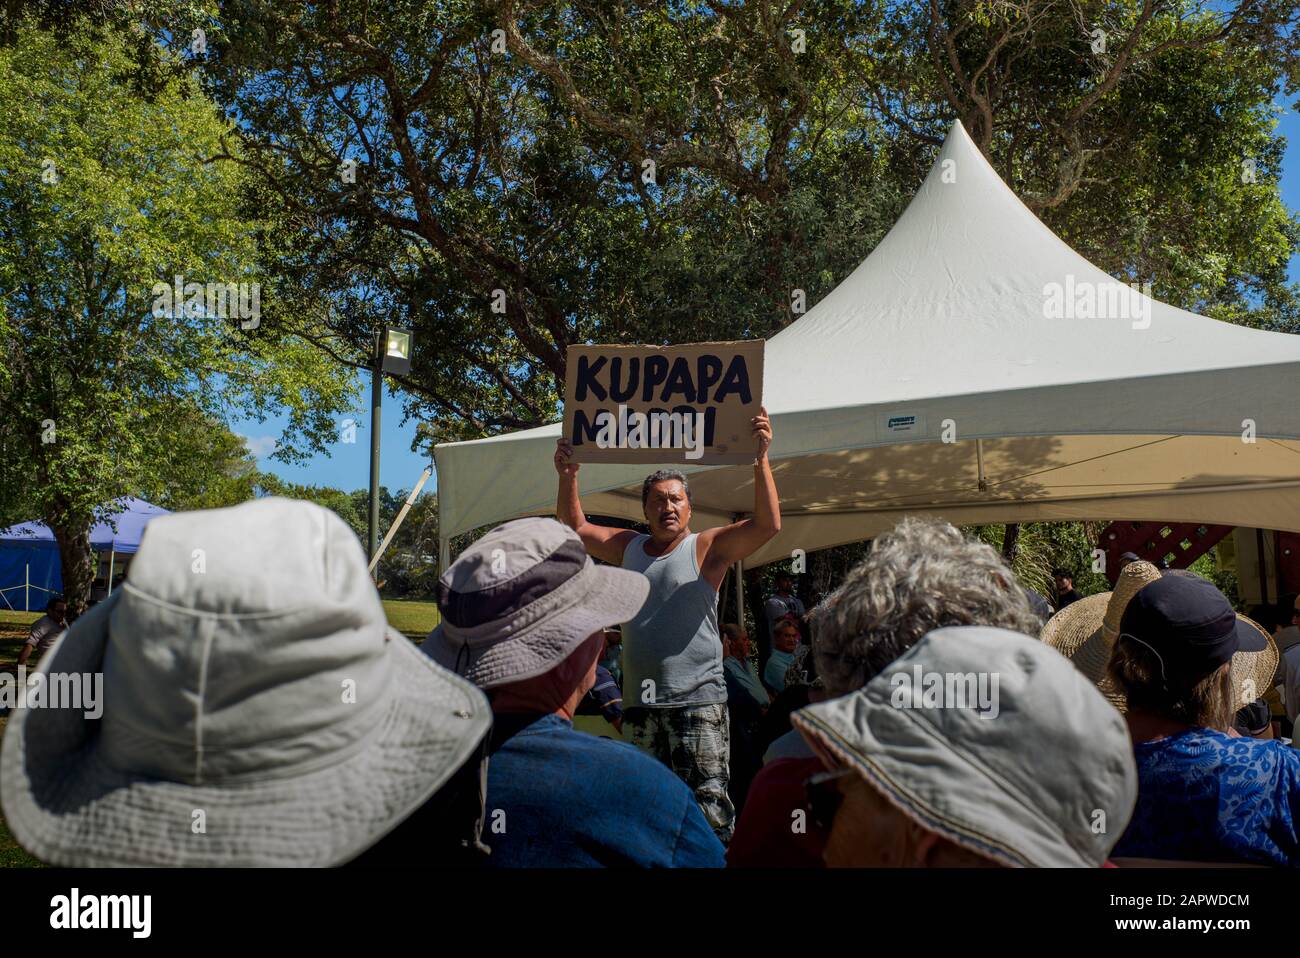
[733,560,744,628]
[368,466,434,575]
[1256,529,1269,605]
[1274,528,1283,602]
[25,563,29,611]
[107,549,115,595]
[439,536,450,579]
[975,439,987,492]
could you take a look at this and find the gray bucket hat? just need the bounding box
[423,517,649,688]
[0,497,491,867]
[792,626,1138,868]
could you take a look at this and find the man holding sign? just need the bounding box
[554,407,779,842]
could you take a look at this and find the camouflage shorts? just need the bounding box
[624,703,735,844]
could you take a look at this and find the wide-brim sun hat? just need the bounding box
[422,516,650,689]
[1040,561,1162,708]
[1041,561,1277,711]
[793,626,1138,868]
[0,497,491,867]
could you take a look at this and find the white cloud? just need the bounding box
[239,434,279,458]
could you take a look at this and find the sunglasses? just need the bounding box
[804,769,855,832]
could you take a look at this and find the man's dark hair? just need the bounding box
[775,570,793,581]
[48,597,67,609]
[1051,567,1073,580]
[1250,603,1281,633]
[641,469,691,506]
[1277,592,1299,625]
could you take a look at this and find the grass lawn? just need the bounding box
[0,600,440,867]
[0,611,37,670]
[380,598,439,642]
[0,715,42,867]
[0,600,437,661]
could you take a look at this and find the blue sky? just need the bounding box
[243,104,1300,495]
[233,379,432,495]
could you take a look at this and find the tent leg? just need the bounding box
[107,549,115,595]
[733,560,744,628]
[368,467,433,575]
[25,563,29,611]
[439,536,450,579]
[1256,529,1270,605]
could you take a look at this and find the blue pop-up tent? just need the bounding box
[0,498,170,611]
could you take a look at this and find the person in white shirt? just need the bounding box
[17,598,68,666]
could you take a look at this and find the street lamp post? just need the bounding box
[368,325,413,576]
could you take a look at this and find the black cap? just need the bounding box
[1118,575,1266,682]
[1234,700,1271,736]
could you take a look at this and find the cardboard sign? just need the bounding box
[563,340,765,465]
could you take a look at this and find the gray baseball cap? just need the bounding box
[793,626,1138,867]
[0,497,491,867]
[422,517,650,688]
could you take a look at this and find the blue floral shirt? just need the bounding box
[1114,727,1300,867]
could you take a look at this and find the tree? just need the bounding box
[252,475,439,595]
[149,0,892,445]
[158,0,1300,458]
[970,519,1112,599]
[254,473,373,539]
[861,0,1300,326]
[136,406,263,512]
[0,18,355,606]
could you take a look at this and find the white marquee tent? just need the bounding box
[433,120,1300,573]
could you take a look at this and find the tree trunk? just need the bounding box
[718,566,734,624]
[50,519,95,611]
[1001,523,1021,566]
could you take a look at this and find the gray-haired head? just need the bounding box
[810,516,1041,698]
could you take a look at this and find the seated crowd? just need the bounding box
[2,498,1297,867]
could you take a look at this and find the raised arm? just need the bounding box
[700,407,780,584]
[555,438,638,565]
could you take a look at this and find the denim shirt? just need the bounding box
[483,713,725,868]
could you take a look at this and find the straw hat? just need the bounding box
[1040,561,1277,712]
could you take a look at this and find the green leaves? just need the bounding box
[0,15,356,599]
[167,0,1300,454]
